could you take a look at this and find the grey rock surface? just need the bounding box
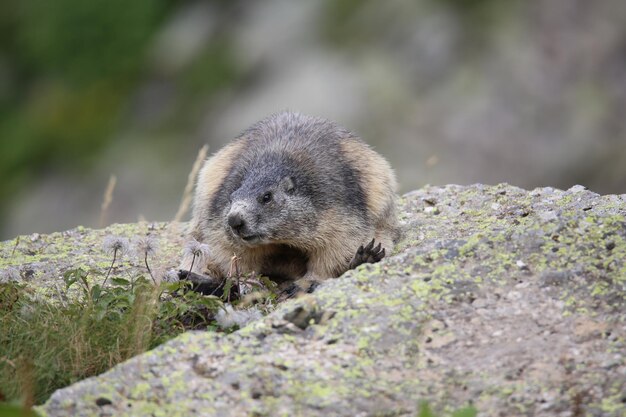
[21,184,626,416]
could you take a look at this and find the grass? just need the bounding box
[0,268,223,406]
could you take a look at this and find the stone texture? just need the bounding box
[2,184,625,416]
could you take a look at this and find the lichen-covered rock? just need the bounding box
[4,184,625,417]
[0,222,186,294]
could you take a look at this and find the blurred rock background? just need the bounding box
[1,0,625,240]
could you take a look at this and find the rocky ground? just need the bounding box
[2,183,625,417]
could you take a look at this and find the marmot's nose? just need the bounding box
[228,212,245,233]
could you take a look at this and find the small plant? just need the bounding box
[182,239,211,276]
[133,235,159,284]
[101,236,129,286]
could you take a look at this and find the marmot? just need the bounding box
[180,112,399,293]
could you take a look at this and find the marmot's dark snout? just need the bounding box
[227,212,245,234]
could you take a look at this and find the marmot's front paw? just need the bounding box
[278,279,321,301]
[348,239,386,270]
[178,270,239,298]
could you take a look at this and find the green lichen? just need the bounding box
[130,382,151,398]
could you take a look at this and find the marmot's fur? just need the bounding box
[180,112,399,291]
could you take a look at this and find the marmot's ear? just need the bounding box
[280,176,295,193]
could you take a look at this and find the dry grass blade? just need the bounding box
[11,236,20,257]
[99,175,117,228]
[173,145,208,223]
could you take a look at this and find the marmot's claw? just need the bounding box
[373,242,382,254]
[349,239,386,270]
[280,283,301,299]
[306,280,321,293]
[279,279,320,301]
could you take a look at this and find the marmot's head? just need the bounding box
[223,155,317,248]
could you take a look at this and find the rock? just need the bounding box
[2,184,625,417]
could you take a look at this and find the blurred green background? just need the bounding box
[1,0,625,239]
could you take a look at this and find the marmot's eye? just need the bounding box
[261,192,272,204]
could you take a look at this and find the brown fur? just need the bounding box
[180,112,399,289]
[339,138,399,250]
